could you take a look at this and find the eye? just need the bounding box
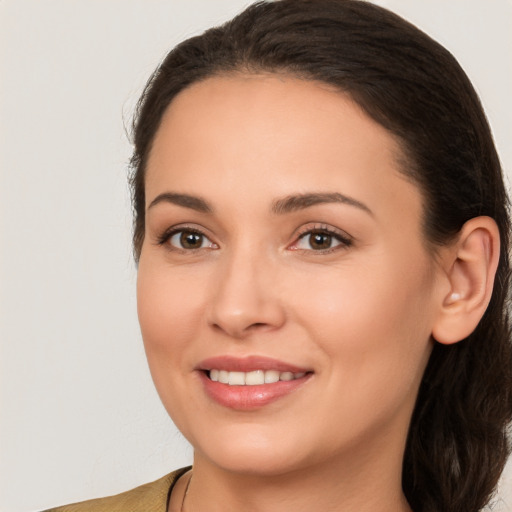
[291,228,352,252]
[160,228,217,251]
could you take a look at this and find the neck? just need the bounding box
[184,434,412,512]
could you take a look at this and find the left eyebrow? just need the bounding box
[271,192,373,216]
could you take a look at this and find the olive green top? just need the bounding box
[43,467,191,512]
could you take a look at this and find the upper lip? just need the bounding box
[197,355,311,373]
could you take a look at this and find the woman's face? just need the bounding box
[137,74,444,476]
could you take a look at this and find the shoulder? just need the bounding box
[42,467,191,512]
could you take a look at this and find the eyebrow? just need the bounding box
[147,192,213,213]
[147,191,372,216]
[271,192,373,216]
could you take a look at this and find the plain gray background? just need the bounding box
[1,1,511,511]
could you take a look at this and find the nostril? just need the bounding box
[246,322,277,333]
[207,293,286,338]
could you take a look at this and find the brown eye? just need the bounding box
[168,230,216,250]
[309,231,333,250]
[180,232,204,249]
[293,228,352,252]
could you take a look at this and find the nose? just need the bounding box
[207,248,286,339]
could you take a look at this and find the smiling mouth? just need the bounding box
[199,359,313,409]
[198,356,313,408]
[208,369,307,386]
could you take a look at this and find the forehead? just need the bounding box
[145,73,422,227]
[151,73,402,165]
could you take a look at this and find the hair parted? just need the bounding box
[129,1,512,510]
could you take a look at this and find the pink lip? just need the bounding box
[196,356,313,410]
[197,355,310,373]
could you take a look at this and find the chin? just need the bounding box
[201,449,309,477]
[190,424,316,476]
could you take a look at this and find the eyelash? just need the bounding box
[156,226,217,252]
[291,224,353,253]
[156,224,353,254]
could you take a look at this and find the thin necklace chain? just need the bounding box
[180,471,193,512]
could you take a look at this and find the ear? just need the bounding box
[432,216,500,345]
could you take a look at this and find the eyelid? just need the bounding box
[154,222,352,253]
[156,224,218,250]
[288,223,353,252]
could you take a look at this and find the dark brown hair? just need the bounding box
[129,1,512,510]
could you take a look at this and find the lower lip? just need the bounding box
[199,372,312,410]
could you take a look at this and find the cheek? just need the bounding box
[136,260,206,367]
[136,259,209,433]
[294,262,434,442]
[290,253,435,380]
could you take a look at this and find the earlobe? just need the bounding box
[432,216,500,345]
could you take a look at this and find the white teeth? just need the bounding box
[264,370,280,383]
[228,371,245,385]
[208,369,307,385]
[245,370,265,385]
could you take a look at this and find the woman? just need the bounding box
[46,1,511,511]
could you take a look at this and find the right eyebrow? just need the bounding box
[147,192,213,213]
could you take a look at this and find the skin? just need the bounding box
[137,74,451,512]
